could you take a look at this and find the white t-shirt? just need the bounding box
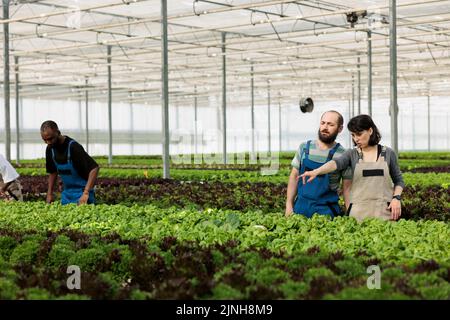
[0,154,19,184]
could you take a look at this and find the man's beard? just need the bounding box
[318,128,338,144]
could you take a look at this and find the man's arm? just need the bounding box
[78,166,99,205]
[46,172,58,203]
[285,167,299,217]
[342,179,352,210]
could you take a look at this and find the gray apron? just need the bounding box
[348,146,393,222]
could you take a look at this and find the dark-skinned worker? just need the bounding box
[40,120,99,205]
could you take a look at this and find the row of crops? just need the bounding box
[0,151,448,299]
[16,176,450,221]
[1,203,449,299]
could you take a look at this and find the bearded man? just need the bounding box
[285,111,352,218]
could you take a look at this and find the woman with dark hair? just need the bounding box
[299,114,405,222]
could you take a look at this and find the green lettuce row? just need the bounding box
[16,156,449,172]
[16,167,450,187]
[1,229,449,300]
[0,202,448,264]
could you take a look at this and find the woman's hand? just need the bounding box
[299,170,318,184]
[388,199,401,220]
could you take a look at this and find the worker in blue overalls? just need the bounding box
[285,111,352,218]
[41,120,99,205]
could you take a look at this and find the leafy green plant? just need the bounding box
[9,240,40,265]
[0,278,20,299]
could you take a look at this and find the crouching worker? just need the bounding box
[0,154,23,201]
[41,120,99,205]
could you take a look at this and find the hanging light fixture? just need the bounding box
[299,97,314,113]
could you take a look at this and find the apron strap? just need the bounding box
[67,140,75,162]
[357,145,386,162]
[51,147,57,165]
[326,142,341,161]
[299,140,312,173]
[51,139,75,165]
[304,140,312,160]
[380,145,387,160]
[357,148,363,161]
[326,202,340,217]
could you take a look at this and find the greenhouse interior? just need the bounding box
[0,0,449,303]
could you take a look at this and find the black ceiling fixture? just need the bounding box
[346,10,367,28]
[299,98,314,113]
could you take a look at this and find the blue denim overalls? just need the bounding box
[51,140,95,205]
[293,140,341,218]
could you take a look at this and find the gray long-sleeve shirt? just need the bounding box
[333,145,405,189]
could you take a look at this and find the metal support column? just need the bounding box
[278,94,281,152]
[427,94,431,151]
[412,106,415,150]
[222,32,227,164]
[194,85,198,155]
[357,55,361,115]
[286,106,290,151]
[14,55,19,164]
[161,0,170,177]
[175,103,179,129]
[367,28,372,116]
[250,62,255,160]
[3,0,11,161]
[351,74,355,118]
[267,81,271,154]
[447,112,449,150]
[85,77,89,153]
[389,0,399,153]
[400,108,403,150]
[107,45,113,165]
[348,99,352,148]
[399,107,405,150]
[78,99,82,131]
[130,101,134,155]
